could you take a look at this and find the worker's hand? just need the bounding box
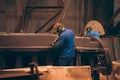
[81,34,87,39]
[49,37,58,47]
[49,41,55,47]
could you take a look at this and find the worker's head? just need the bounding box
[86,27,92,32]
[54,23,65,34]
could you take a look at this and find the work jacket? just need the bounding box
[87,30,100,38]
[53,29,75,57]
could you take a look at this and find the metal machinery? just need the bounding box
[75,36,112,80]
[0,33,112,80]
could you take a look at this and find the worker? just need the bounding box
[86,27,100,38]
[50,23,75,66]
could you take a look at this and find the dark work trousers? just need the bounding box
[58,57,74,66]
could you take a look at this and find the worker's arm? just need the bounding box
[50,36,59,46]
[52,36,65,49]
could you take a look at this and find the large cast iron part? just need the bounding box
[89,36,112,75]
[75,36,112,80]
[75,36,112,79]
[0,33,112,76]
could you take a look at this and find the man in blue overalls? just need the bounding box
[51,23,75,66]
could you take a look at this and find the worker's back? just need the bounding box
[87,30,100,38]
[59,29,75,57]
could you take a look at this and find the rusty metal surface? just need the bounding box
[0,33,57,46]
[89,37,112,75]
[0,33,112,80]
[0,33,112,79]
[0,33,103,52]
[0,33,57,52]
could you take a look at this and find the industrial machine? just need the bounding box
[0,33,112,80]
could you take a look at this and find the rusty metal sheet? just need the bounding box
[0,33,103,52]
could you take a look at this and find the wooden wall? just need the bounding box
[0,0,115,34]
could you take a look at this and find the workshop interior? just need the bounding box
[0,0,120,80]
